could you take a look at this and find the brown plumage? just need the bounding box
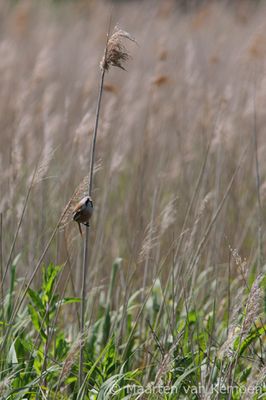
[72,196,93,235]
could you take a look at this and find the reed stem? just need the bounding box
[79,67,106,388]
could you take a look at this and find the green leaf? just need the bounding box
[20,337,34,353]
[27,288,44,311]
[55,297,81,307]
[8,341,18,364]
[28,304,40,331]
[187,310,197,324]
[7,263,17,320]
[28,304,47,340]
[42,264,61,297]
[14,336,31,361]
[107,258,122,306]
[238,324,266,356]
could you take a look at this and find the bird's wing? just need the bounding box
[72,202,84,214]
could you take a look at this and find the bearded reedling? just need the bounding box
[72,196,93,235]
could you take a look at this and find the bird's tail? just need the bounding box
[78,222,83,236]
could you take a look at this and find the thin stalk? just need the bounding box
[63,228,81,329]
[173,142,210,266]
[78,23,135,386]
[154,145,210,332]
[142,187,158,294]
[0,218,61,353]
[0,213,3,318]
[1,167,37,292]
[252,89,263,269]
[0,212,4,379]
[227,250,231,337]
[122,237,177,361]
[139,186,158,338]
[79,67,106,387]
[188,145,248,293]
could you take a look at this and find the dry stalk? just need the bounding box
[79,24,135,388]
[252,87,263,269]
[0,165,38,295]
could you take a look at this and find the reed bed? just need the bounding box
[0,1,265,398]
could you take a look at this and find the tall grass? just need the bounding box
[0,1,265,399]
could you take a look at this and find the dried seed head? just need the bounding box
[100,26,136,71]
[60,175,89,229]
[138,222,159,264]
[0,377,10,397]
[242,274,263,335]
[33,147,55,186]
[160,197,177,234]
[59,335,83,383]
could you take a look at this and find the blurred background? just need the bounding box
[0,0,265,295]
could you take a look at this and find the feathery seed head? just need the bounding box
[242,274,263,334]
[100,26,136,71]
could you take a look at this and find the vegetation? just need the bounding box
[0,1,265,398]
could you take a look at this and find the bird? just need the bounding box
[72,196,93,235]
